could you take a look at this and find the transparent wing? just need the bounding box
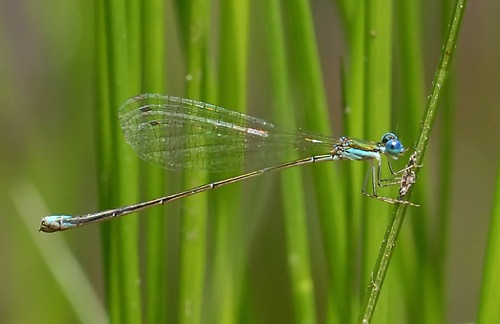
[118,94,337,172]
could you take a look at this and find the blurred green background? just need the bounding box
[0,0,497,323]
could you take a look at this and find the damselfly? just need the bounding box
[40,94,416,233]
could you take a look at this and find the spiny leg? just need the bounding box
[377,160,423,188]
[362,160,419,206]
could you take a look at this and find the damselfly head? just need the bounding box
[381,133,405,159]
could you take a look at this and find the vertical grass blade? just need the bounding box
[335,1,365,319]
[262,0,316,322]
[283,1,348,321]
[207,1,249,323]
[96,0,143,322]
[393,0,435,322]
[433,1,457,321]
[477,159,500,323]
[176,0,210,323]
[141,0,167,323]
[361,0,393,321]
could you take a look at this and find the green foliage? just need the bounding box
[3,0,486,323]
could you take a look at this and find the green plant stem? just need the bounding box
[210,0,249,323]
[394,0,437,323]
[362,0,393,321]
[263,0,316,322]
[142,0,167,323]
[477,159,500,323]
[284,1,349,321]
[98,0,143,322]
[177,1,210,323]
[433,1,456,321]
[357,0,467,322]
[336,1,365,320]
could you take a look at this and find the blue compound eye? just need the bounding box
[385,138,404,156]
[381,132,398,144]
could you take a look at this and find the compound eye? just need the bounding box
[381,132,398,144]
[385,138,404,156]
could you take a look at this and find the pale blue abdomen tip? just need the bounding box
[39,215,75,233]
